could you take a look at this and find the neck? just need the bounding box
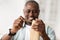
[25,21,32,26]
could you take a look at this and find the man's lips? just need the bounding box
[25,17,34,25]
[28,17,34,21]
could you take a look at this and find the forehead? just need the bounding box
[25,3,38,10]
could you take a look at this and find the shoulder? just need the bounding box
[45,25,54,34]
[45,25,56,40]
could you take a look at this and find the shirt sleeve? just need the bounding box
[11,28,24,40]
[46,26,56,40]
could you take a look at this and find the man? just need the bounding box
[1,0,56,40]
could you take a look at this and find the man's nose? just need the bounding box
[29,11,33,17]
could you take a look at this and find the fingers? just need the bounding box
[31,20,39,31]
[13,16,25,29]
[18,16,25,21]
[32,25,39,31]
[31,19,45,31]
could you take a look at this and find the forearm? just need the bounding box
[1,29,16,40]
[42,32,50,40]
[1,34,12,40]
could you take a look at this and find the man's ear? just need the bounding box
[23,9,25,14]
[23,9,24,12]
[23,6,26,13]
[37,10,40,17]
[39,10,40,13]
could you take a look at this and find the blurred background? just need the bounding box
[0,0,60,40]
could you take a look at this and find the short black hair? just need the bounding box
[25,0,39,9]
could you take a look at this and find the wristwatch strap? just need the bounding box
[8,29,16,36]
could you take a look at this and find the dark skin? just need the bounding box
[23,3,50,40]
[1,2,50,40]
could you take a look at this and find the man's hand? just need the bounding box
[31,19,50,40]
[11,16,24,33]
[1,16,25,40]
[31,19,45,35]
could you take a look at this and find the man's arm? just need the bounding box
[31,19,50,40]
[1,28,17,40]
[1,16,24,40]
[42,32,50,40]
[1,34,12,40]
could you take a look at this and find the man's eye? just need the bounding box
[25,10,30,13]
[27,10,30,13]
[25,10,39,13]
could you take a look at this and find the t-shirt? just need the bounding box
[11,24,56,40]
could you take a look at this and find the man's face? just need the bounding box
[23,3,40,21]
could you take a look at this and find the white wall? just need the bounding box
[0,0,60,40]
[36,0,60,40]
[0,0,25,36]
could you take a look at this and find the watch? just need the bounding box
[8,29,16,36]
